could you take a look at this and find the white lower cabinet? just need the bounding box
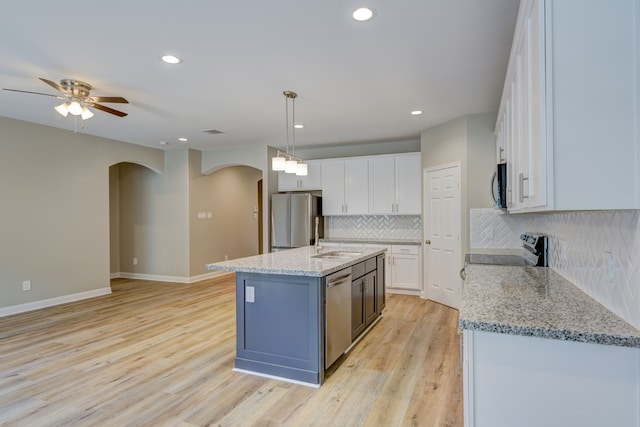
[388,245,421,293]
[462,330,640,427]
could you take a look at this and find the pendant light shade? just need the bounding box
[284,159,298,174]
[272,155,286,171]
[296,162,308,176]
[272,90,308,173]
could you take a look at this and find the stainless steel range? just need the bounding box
[461,233,549,280]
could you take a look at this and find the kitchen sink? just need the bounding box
[312,250,363,260]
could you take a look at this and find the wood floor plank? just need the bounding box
[0,274,462,426]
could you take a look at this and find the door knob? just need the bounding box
[425,240,431,244]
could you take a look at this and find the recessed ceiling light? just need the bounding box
[160,141,169,146]
[161,55,181,64]
[411,110,423,115]
[294,124,304,129]
[178,137,188,142]
[353,7,375,22]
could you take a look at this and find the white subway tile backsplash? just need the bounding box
[325,215,421,240]
[469,208,640,330]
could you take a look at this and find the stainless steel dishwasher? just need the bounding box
[325,267,352,369]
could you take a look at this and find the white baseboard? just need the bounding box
[111,270,229,284]
[0,287,112,318]
[386,288,421,296]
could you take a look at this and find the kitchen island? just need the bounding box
[459,264,640,427]
[206,245,386,386]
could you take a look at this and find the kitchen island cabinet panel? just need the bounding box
[207,246,387,386]
[235,273,323,385]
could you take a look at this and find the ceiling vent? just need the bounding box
[202,129,224,135]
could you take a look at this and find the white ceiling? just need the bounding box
[0,0,520,152]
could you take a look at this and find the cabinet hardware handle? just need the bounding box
[519,173,530,203]
[425,240,431,245]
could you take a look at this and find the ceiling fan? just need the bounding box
[3,77,128,119]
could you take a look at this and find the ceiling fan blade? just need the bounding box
[39,77,69,94]
[88,96,128,104]
[3,88,63,98]
[90,103,128,117]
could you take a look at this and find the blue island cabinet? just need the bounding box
[234,272,325,386]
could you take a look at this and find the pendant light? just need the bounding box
[272,90,307,176]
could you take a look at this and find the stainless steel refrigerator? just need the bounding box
[271,193,323,251]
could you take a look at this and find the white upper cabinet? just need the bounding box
[370,153,421,215]
[278,160,322,191]
[497,0,640,212]
[321,158,369,215]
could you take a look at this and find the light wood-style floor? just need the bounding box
[0,274,462,426]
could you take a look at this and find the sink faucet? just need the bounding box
[315,217,322,254]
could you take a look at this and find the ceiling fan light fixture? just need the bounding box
[68,101,83,116]
[54,102,70,117]
[80,107,94,120]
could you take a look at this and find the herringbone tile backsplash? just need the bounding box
[470,208,640,330]
[326,215,421,240]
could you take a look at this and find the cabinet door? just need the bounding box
[344,158,369,215]
[369,156,396,214]
[395,154,421,214]
[322,160,346,215]
[277,171,300,192]
[507,0,547,212]
[376,255,386,313]
[299,160,322,190]
[391,254,421,290]
[351,277,365,340]
[363,271,377,327]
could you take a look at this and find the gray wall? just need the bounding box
[202,146,276,254]
[115,150,190,278]
[0,117,163,309]
[294,138,420,160]
[189,157,261,275]
[421,112,496,253]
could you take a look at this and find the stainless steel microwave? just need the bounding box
[491,163,507,209]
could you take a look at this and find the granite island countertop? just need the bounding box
[459,264,640,348]
[206,245,386,277]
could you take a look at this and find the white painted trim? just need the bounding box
[114,270,229,284]
[232,368,321,389]
[0,287,112,318]
[424,161,462,173]
[387,288,421,296]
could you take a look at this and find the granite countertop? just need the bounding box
[205,245,386,277]
[459,264,640,348]
[320,237,421,246]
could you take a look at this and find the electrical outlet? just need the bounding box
[245,286,255,303]
[605,251,614,283]
[22,280,31,291]
[224,254,229,261]
[133,257,138,266]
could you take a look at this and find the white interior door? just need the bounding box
[424,163,461,309]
